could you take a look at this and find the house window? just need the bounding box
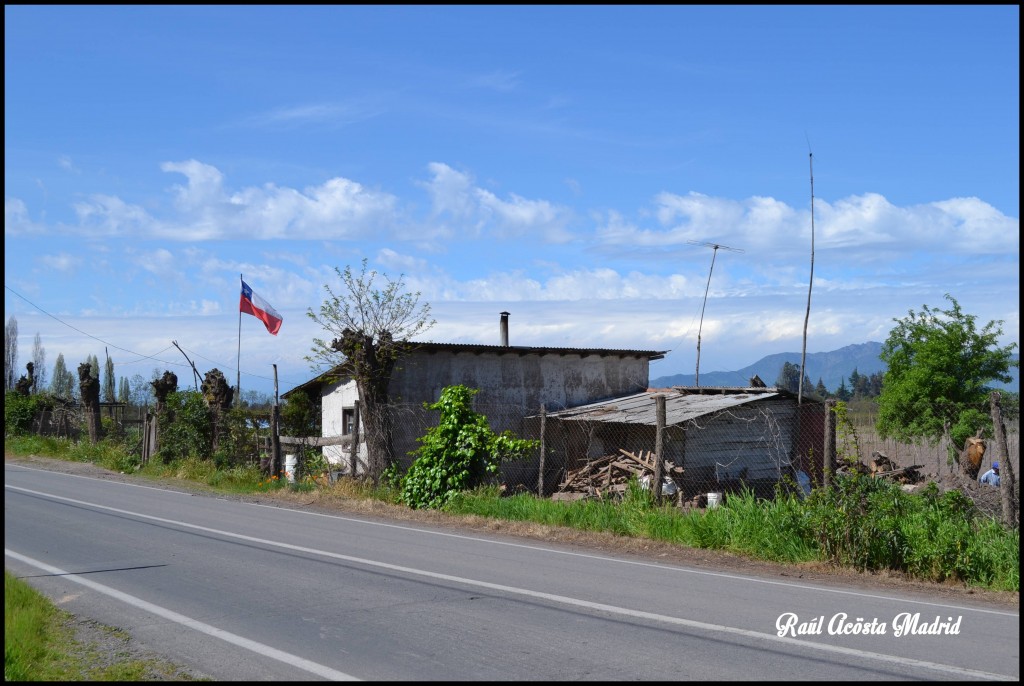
[342,408,355,435]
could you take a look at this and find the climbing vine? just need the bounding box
[401,385,538,510]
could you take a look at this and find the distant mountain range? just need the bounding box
[651,342,1020,394]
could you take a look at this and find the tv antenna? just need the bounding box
[687,240,744,387]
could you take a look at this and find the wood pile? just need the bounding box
[836,451,924,485]
[552,449,684,501]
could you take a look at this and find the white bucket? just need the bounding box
[707,492,723,509]
[284,454,297,483]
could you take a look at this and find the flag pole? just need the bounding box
[236,273,243,406]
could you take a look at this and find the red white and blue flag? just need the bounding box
[240,280,283,335]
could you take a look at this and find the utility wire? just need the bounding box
[5,284,302,388]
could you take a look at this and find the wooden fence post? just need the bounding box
[823,399,836,490]
[349,399,361,477]
[537,404,547,497]
[653,394,666,501]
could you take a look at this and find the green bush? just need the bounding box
[155,391,211,463]
[4,391,55,436]
[401,385,538,510]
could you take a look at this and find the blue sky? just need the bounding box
[4,5,1019,399]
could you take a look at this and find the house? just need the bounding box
[538,386,828,500]
[282,312,667,488]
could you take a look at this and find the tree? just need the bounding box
[307,258,435,483]
[31,333,46,394]
[88,354,100,381]
[50,353,76,399]
[103,350,116,403]
[118,376,131,404]
[775,361,811,395]
[4,315,17,391]
[834,379,852,402]
[814,377,829,399]
[876,294,1018,472]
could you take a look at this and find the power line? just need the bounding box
[4,284,302,389]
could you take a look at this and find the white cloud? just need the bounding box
[5,197,45,235]
[38,252,82,273]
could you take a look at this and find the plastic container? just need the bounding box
[284,454,297,483]
[707,492,723,509]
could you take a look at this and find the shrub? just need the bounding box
[5,391,55,436]
[155,391,211,463]
[401,385,538,510]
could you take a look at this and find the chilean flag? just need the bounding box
[240,280,283,335]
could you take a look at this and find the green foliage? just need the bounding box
[877,294,1018,450]
[280,390,320,437]
[211,406,264,469]
[155,391,211,463]
[4,391,54,436]
[401,385,539,509]
[49,353,76,399]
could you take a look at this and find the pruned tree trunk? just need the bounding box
[332,329,398,484]
[77,362,102,443]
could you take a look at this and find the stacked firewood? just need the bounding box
[552,449,684,501]
[836,451,924,485]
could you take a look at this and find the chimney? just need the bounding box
[500,311,510,347]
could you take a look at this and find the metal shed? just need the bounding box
[540,387,826,500]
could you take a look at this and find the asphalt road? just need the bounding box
[5,462,1019,681]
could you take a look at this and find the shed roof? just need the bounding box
[540,387,804,425]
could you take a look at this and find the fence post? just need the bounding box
[653,394,665,501]
[823,399,836,490]
[537,404,547,497]
[349,399,361,477]
[989,392,1017,528]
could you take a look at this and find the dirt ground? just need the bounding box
[6,453,1019,612]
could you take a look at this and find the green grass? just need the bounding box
[4,571,200,681]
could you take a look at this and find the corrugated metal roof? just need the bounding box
[541,387,789,425]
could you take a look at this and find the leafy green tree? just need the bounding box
[401,385,538,510]
[117,376,130,404]
[4,315,18,391]
[307,258,435,483]
[876,294,1018,459]
[834,379,852,402]
[103,351,116,403]
[31,333,46,394]
[50,353,76,399]
[814,377,829,399]
[775,361,811,394]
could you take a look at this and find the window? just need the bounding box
[342,408,355,435]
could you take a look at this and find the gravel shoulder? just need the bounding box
[7,453,1019,613]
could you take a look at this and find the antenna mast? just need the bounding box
[687,240,744,387]
[799,149,815,404]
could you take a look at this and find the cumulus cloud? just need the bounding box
[5,197,45,235]
[421,162,575,242]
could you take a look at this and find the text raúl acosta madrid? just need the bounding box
[776,612,962,638]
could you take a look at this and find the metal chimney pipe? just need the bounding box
[500,311,509,346]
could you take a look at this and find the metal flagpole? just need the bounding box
[236,273,243,406]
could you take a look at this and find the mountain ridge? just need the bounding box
[651,342,1019,393]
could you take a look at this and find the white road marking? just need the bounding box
[6,483,1016,681]
[5,549,359,681]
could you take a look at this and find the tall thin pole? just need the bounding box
[687,240,743,387]
[799,152,815,404]
[695,246,718,388]
[236,273,243,405]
